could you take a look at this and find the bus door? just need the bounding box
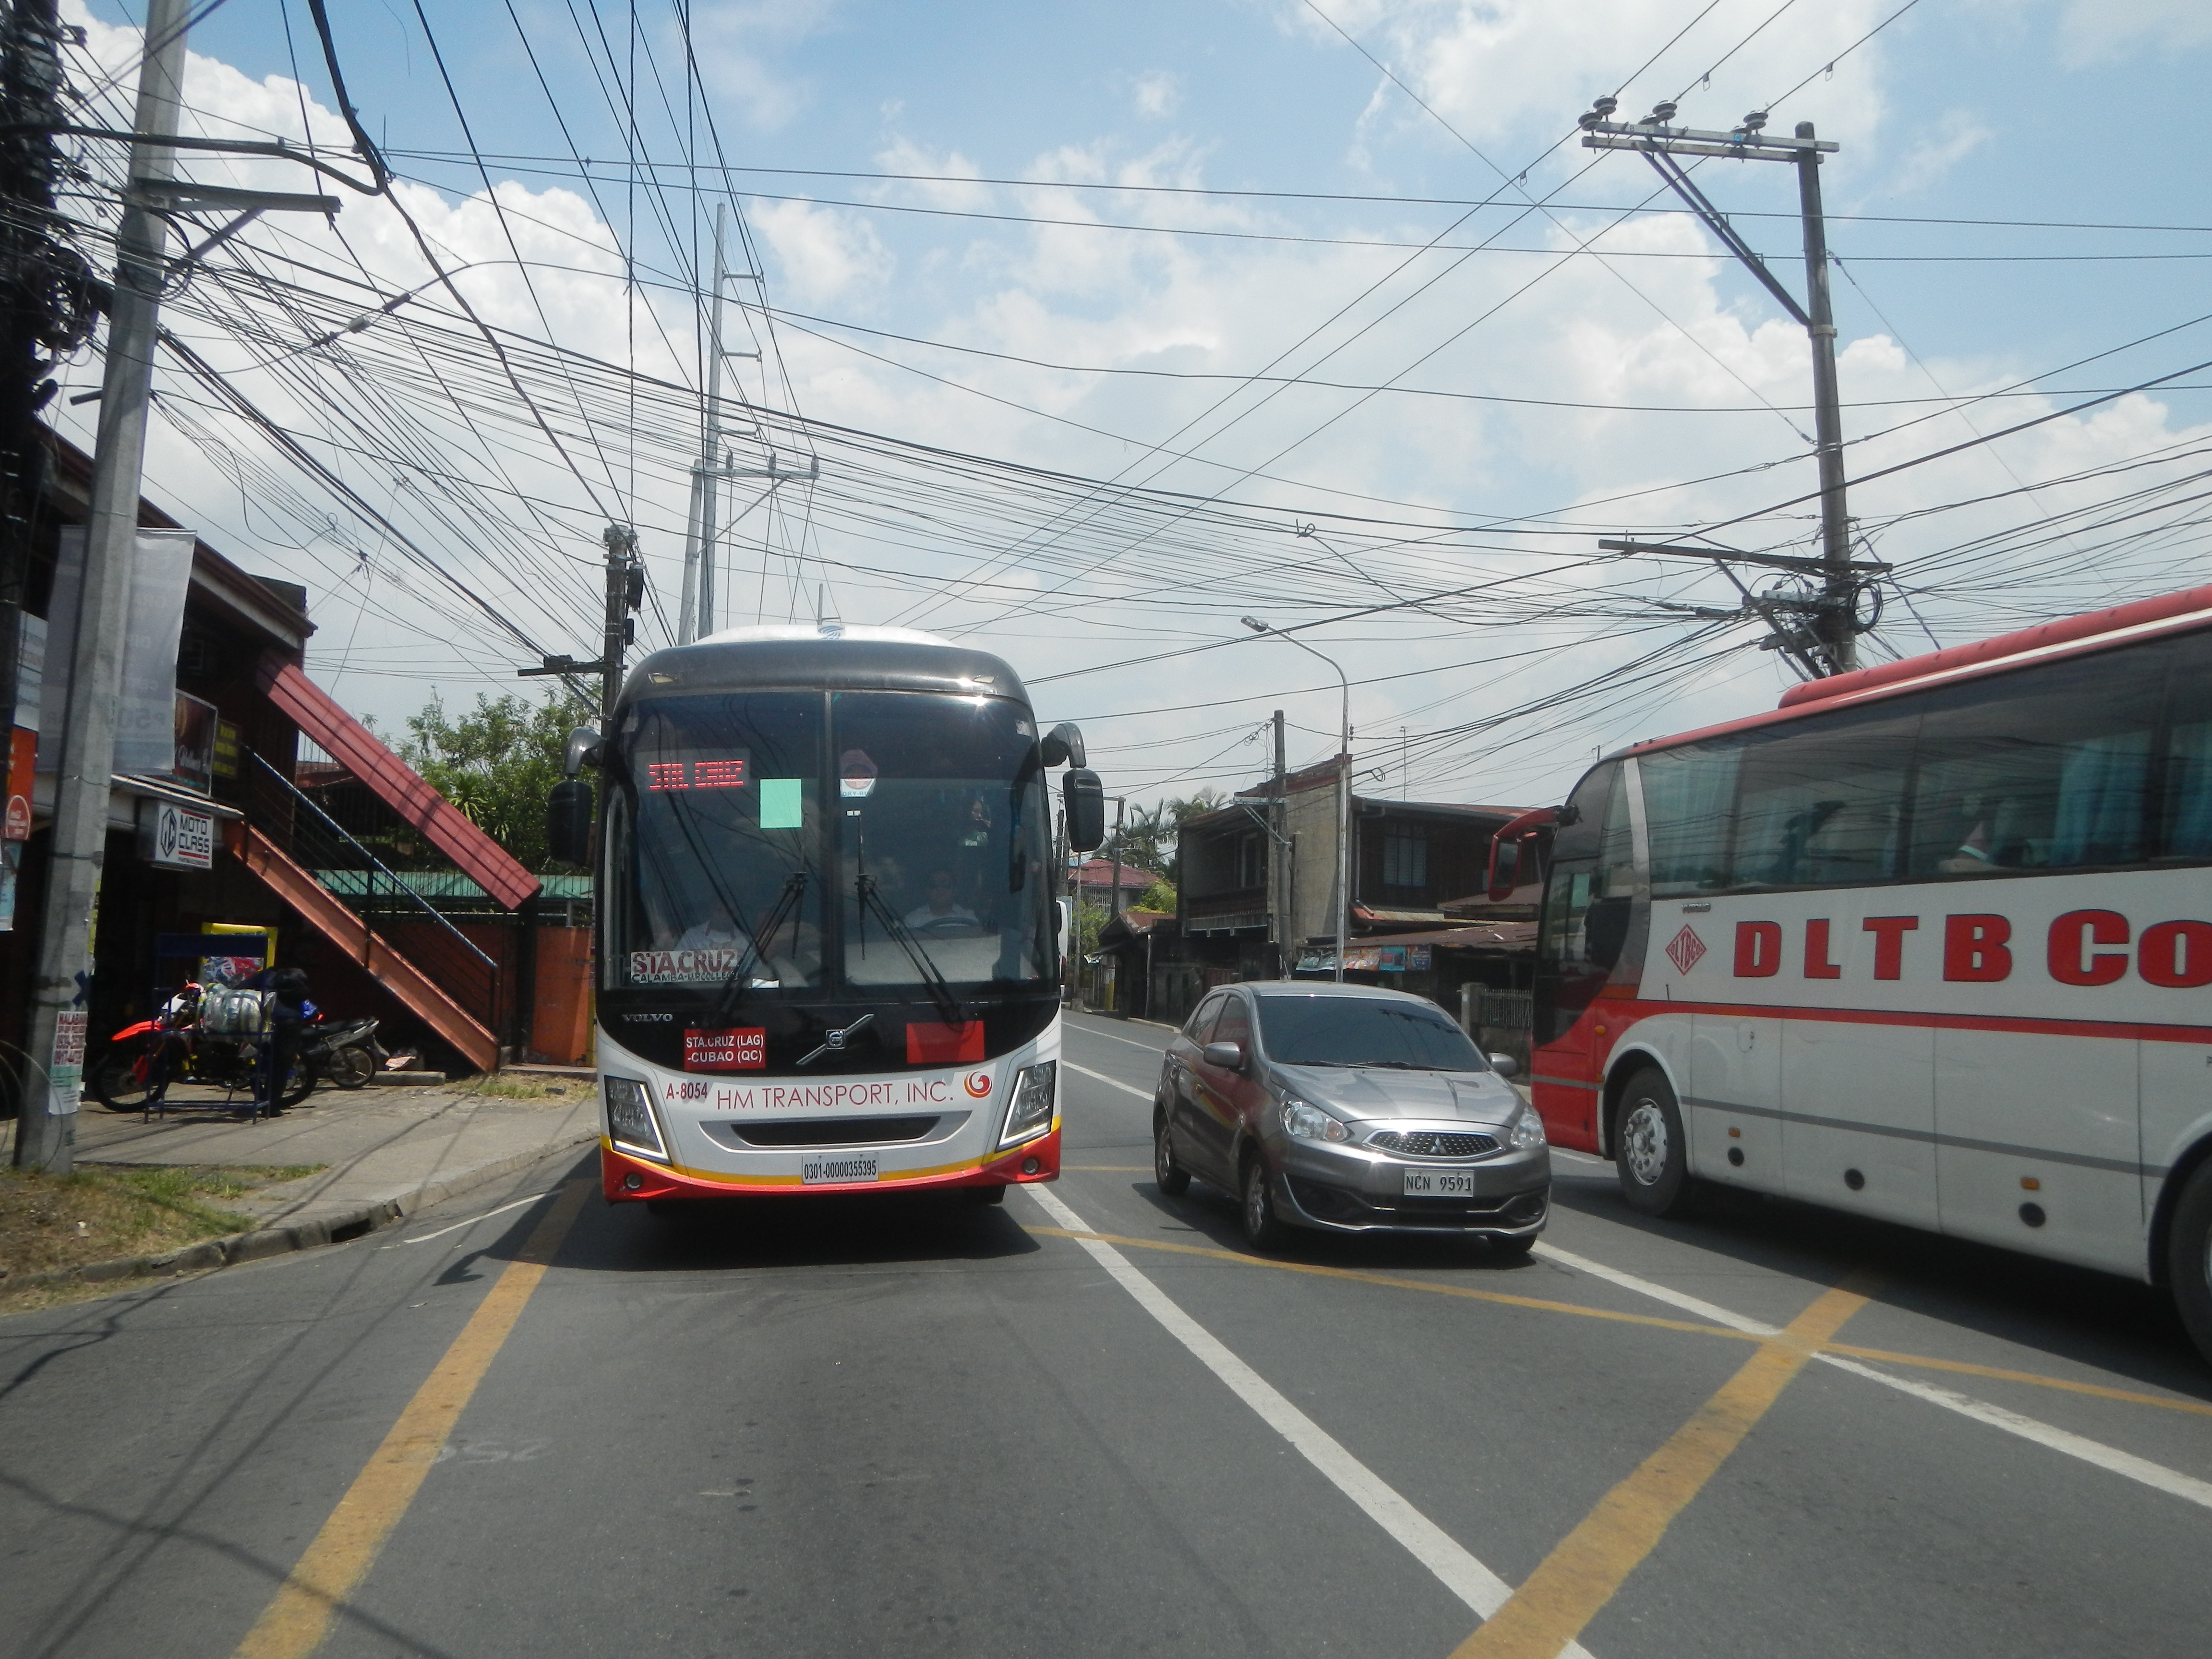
[1534,762,1633,1145]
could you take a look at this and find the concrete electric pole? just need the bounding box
[1580,99,1859,673]
[518,525,642,729]
[16,0,190,1171]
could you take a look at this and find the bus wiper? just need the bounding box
[854,872,966,1029]
[712,871,808,1023]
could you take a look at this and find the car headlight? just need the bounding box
[1000,1061,1057,1147]
[1281,1097,1348,1144]
[1510,1103,1548,1152]
[604,1075,666,1159]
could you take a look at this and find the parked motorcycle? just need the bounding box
[301,1017,385,1091]
[90,1008,310,1115]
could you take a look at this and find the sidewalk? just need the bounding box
[70,1080,601,1240]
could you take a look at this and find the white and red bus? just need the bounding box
[550,624,1105,1209]
[1501,582,2212,1362]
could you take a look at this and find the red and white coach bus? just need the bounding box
[546,624,1106,1211]
[1501,581,2212,1362]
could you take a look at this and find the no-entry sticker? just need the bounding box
[685,1027,766,1072]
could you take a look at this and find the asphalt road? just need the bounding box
[5,1010,2211,1659]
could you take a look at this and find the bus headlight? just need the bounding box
[605,1076,667,1160]
[1510,1103,1548,1152]
[999,1062,1057,1147]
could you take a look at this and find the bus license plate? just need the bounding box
[1402,1169,1475,1198]
[802,1152,879,1186]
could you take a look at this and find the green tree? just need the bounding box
[390,690,595,871]
[1134,878,1178,914]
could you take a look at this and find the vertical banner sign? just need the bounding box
[115,529,196,775]
[15,611,44,731]
[37,527,197,775]
[50,1008,87,1117]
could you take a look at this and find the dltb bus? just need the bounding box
[1491,581,2212,1364]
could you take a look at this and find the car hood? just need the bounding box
[1270,1063,1524,1126]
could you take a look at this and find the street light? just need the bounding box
[1242,617,1351,984]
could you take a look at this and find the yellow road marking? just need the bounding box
[1030,1226,2212,1423]
[232,1180,591,1659]
[1026,1225,1759,1343]
[1825,1344,2212,1419]
[1450,1278,1875,1659]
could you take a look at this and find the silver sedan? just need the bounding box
[1152,980,1549,1253]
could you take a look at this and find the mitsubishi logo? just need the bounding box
[797,1012,874,1067]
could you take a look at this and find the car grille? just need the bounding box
[1367,1130,1499,1158]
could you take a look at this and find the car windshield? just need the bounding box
[1254,995,1488,1071]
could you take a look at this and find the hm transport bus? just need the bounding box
[548,624,1105,1209]
[1494,582,2212,1363]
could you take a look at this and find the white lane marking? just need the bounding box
[1817,1355,2212,1513]
[383,1193,547,1248]
[1026,1184,1591,1652]
[1535,1242,1779,1336]
[1065,1061,1155,1101]
[1538,1241,2212,1514]
[1067,1022,1170,1054]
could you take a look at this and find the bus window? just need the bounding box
[2159,631,2212,861]
[1641,739,1742,898]
[1536,763,1631,1044]
[1731,703,1917,889]
[1906,649,2160,878]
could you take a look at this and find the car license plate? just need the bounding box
[1402,1169,1475,1198]
[801,1152,879,1185]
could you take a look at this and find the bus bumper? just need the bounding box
[599,1129,1061,1203]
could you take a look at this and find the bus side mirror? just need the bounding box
[1063,769,1106,852]
[564,727,603,778]
[1041,722,1086,768]
[1487,837,1520,903]
[547,778,595,866]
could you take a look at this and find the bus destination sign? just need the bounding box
[685,1027,767,1071]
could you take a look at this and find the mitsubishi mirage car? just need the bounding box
[1152,981,1549,1253]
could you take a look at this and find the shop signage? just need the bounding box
[171,693,217,794]
[141,797,215,870]
[5,726,32,841]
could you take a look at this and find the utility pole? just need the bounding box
[519,525,642,728]
[1580,99,1858,673]
[1108,795,1125,920]
[1271,709,1286,976]
[1243,618,1348,983]
[16,0,189,1172]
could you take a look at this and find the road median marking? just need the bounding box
[1023,1187,1592,1655]
[1450,1278,1874,1659]
[232,1178,591,1659]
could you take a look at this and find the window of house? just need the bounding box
[1238,832,1264,890]
[1382,830,1427,890]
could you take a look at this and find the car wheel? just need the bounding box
[2168,1159,2212,1368]
[1241,1155,1286,1252]
[1154,1109,1191,1197]
[1489,1231,1538,1259]
[1615,1066,1694,1218]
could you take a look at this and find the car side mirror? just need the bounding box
[1063,768,1106,852]
[547,778,595,866]
[1487,1053,1518,1078]
[1201,1040,1245,1070]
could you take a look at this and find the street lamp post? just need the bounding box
[1243,618,1350,984]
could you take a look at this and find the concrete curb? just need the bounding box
[2,1126,602,1299]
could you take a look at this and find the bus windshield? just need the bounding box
[606,688,1054,996]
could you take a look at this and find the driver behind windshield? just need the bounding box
[904,867,981,931]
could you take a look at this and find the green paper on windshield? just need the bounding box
[759,778,803,829]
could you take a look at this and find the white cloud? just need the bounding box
[1889,108,1991,194]
[1132,70,1181,120]
[754,199,893,303]
[685,0,842,130]
[2057,0,2212,66]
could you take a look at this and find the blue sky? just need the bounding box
[64,1,2212,805]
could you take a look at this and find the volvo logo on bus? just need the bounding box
[797,1013,874,1067]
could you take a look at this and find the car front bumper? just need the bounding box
[1269,1136,1550,1237]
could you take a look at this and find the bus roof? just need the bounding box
[1622,577,2212,762]
[621,624,1028,709]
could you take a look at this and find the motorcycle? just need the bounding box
[301,1017,385,1091]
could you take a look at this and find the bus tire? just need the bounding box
[1615,1066,1694,1218]
[1154,1109,1191,1197]
[2167,1160,2212,1367]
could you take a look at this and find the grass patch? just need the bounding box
[0,1163,325,1287]
[467,1075,582,1102]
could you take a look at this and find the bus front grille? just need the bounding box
[726,1116,943,1148]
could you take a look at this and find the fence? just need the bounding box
[1462,986,1532,1076]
